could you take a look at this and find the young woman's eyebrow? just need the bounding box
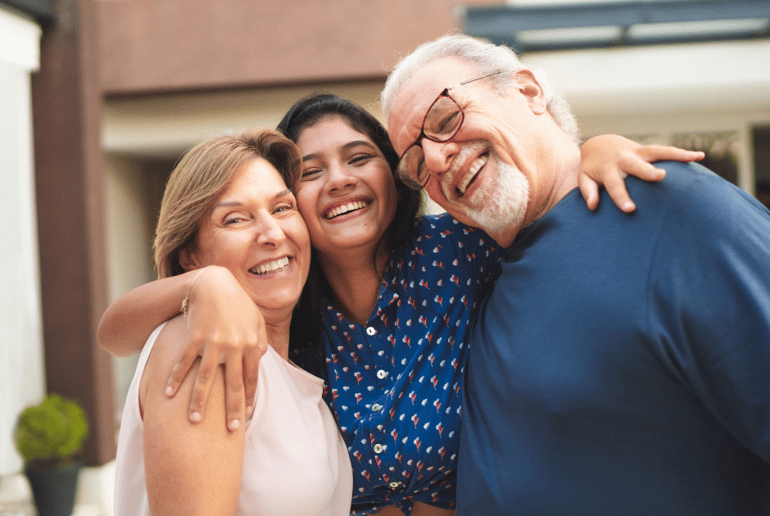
[301,140,376,162]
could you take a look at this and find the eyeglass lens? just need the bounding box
[398,96,464,189]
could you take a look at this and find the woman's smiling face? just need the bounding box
[182,157,311,315]
[295,116,398,259]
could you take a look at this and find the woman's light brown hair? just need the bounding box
[153,128,301,279]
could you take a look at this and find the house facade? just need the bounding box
[2,0,769,513]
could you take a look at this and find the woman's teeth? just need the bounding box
[457,155,488,195]
[250,256,289,275]
[325,200,369,219]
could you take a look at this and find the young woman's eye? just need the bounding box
[350,154,373,165]
[301,167,321,179]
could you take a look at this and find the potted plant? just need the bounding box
[14,393,90,516]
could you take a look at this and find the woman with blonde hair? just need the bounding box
[113,128,351,515]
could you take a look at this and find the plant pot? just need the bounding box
[24,461,81,516]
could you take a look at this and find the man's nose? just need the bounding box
[421,138,457,178]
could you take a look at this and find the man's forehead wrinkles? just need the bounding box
[392,78,444,151]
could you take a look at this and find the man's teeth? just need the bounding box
[326,201,368,219]
[250,257,290,275]
[457,155,488,194]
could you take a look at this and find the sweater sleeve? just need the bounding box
[646,164,770,462]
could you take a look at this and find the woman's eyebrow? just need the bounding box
[213,189,292,209]
[342,140,376,151]
[301,140,376,162]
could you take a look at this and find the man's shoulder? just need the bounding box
[623,161,770,256]
[628,161,764,219]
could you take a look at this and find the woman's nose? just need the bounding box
[325,163,357,192]
[255,214,286,247]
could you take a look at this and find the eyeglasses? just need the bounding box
[396,71,502,191]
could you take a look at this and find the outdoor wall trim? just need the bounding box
[32,0,115,466]
[464,0,770,53]
[0,0,54,24]
[0,5,41,69]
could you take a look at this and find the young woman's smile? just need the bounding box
[296,116,398,258]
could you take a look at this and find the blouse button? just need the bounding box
[366,326,377,336]
[376,369,388,380]
[389,481,400,489]
[371,403,382,412]
[373,443,385,454]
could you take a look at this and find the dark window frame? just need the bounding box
[1,0,55,24]
[464,0,770,53]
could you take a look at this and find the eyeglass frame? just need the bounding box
[395,70,503,191]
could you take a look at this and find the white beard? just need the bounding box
[452,152,530,237]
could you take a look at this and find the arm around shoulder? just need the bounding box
[97,272,196,357]
[140,315,245,515]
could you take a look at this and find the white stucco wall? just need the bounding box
[0,6,44,475]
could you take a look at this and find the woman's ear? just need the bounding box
[514,70,547,115]
[178,246,200,273]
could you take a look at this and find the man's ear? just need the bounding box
[178,246,200,273]
[514,70,547,115]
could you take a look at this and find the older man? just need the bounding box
[382,34,770,515]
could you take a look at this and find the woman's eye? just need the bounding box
[350,154,373,165]
[274,204,293,214]
[301,168,321,179]
[224,216,247,225]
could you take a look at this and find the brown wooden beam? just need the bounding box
[31,0,115,466]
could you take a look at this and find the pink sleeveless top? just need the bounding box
[114,322,352,515]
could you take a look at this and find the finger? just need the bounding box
[188,353,218,423]
[603,173,636,213]
[166,348,199,398]
[578,174,601,211]
[224,357,245,432]
[619,158,666,182]
[242,352,260,418]
[638,145,705,163]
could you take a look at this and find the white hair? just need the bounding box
[381,33,580,145]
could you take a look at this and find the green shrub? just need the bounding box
[14,394,89,466]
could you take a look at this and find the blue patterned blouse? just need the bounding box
[317,213,503,514]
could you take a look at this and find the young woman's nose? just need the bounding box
[325,162,357,192]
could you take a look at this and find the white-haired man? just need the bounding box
[383,34,770,515]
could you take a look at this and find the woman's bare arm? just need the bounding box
[98,270,196,357]
[141,316,245,515]
[579,134,705,211]
[98,266,266,431]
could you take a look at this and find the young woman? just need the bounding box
[101,96,703,515]
[113,128,351,515]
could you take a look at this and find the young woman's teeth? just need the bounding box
[326,200,368,219]
[250,257,290,275]
[457,155,488,195]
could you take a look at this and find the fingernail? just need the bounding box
[190,411,202,423]
[623,201,635,212]
[165,386,174,397]
[229,419,241,431]
[245,405,253,415]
